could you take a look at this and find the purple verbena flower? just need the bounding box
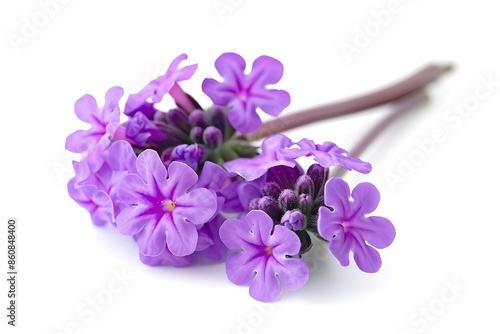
[65,86,124,172]
[67,140,137,225]
[283,139,372,173]
[202,53,291,133]
[125,54,197,117]
[317,177,395,273]
[224,133,370,182]
[115,151,217,257]
[219,210,309,302]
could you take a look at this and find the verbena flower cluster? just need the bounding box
[66,52,396,302]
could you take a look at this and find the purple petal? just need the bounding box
[135,150,169,197]
[249,55,284,85]
[351,182,380,216]
[197,215,228,260]
[249,259,282,302]
[174,188,217,225]
[317,207,344,239]
[328,230,351,267]
[261,134,293,156]
[103,86,124,112]
[245,210,274,246]
[316,142,371,173]
[168,54,198,81]
[68,179,113,226]
[139,247,193,267]
[350,234,383,273]
[164,161,199,199]
[227,99,261,133]
[74,94,99,124]
[195,161,229,191]
[273,257,309,290]
[269,226,301,256]
[115,204,156,236]
[115,173,152,206]
[135,215,168,256]
[226,251,260,285]
[220,179,245,214]
[166,214,198,256]
[323,177,351,217]
[237,179,264,211]
[201,79,233,106]
[107,140,137,173]
[65,129,95,153]
[214,52,246,86]
[219,217,257,250]
[251,89,291,116]
[357,216,396,249]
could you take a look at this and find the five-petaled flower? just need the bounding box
[202,53,291,133]
[124,53,198,117]
[219,210,309,302]
[65,86,123,172]
[115,151,217,257]
[224,133,371,181]
[317,177,395,273]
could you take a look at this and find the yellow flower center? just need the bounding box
[162,199,176,212]
[265,246,273,255]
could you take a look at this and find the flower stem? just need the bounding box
[243,64,452,142]
[332,89,428,178]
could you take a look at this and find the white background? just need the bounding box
[1,0,499,333]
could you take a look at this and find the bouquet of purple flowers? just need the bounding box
[66,53,448,302]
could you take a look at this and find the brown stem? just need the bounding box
[332,89,428,178]
[243,64,452,142]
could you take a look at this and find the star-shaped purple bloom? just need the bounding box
[65,86,124,172]
[124,54,197,117]
[202,53,291,133]
[115,152,217,257]
[224,134,296,181]
[317,178,395,273]
[224,133,370,181]
[219,210,309,302]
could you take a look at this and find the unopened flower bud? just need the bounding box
[171,144,204,171]
[278,189,297,211]
[249,198,260,211]
[189,109,210,128]
[203,126,223,148]
[190,126,204,143]
[295,175,314,196]
[298,193,313,212]
[257,196,281,222]
[306,164,328,197]
[210,107,228,138]
[166,108,190,133]
[281,210,304,230]
[261,182,281,199]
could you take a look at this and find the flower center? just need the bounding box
[238,90,249,101]
[162,199,176,212]
[264,246,273,255]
